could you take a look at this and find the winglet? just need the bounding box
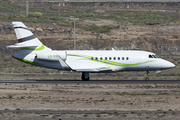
[57,55,71,71]
[112,48,115,51]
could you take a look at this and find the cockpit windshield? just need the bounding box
[155,55,160,58]
[149,55,153,58]
[152,55,156,58]
[149,54,160,59]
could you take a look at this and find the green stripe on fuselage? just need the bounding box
[67,53,156,67]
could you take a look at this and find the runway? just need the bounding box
[0,79,180,84]
[0,110,180,114]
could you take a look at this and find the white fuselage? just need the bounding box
[13,50,175,73]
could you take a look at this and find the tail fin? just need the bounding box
[7,22,51,51]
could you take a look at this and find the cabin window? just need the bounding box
[118,57,120,60]
[126,57,129,60]
[149,55,153,58]
[95,57,98,60]
[91,57,93,60]
[113,57,116,60]
[122,57,124,60]
[105,57,107,60]
[109,57,112,60]
[100,57,103,60]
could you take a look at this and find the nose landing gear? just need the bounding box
[145,71,149,81]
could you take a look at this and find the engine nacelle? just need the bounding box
[36,51,67,61]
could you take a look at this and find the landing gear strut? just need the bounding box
[81,72,90,81]
[145,71,149,81]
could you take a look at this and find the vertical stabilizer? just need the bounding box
[7,22,51,52]
[13,22,34,41]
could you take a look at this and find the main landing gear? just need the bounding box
[145,71,149,81]
[81,72,90,81]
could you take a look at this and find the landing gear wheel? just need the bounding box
[82,77,90,81]
[81,72,90,81]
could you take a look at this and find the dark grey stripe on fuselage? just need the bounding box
[18,35,36,43]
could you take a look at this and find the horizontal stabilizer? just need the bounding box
[75,67,112,72]
[7,44,38,48]
[7,40,38,48]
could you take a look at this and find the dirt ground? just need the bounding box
[1,112,180,120]
[0,81,180,119]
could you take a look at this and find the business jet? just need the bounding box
[7,22,175,81]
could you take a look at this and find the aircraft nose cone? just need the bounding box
[164,61,175,69]
[169,62,175,68]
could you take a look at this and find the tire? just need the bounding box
[82,77,89,81]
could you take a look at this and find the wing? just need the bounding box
[75,67,112,72]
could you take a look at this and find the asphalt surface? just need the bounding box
[0,80,180,84]
[0,110,180,114]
